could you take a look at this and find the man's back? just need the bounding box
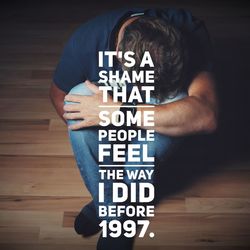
[53,8,212,93]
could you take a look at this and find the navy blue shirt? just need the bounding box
[54,8,212,93]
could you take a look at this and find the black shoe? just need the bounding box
[74,201,101,237]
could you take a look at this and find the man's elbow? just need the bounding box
[49,84,56,104]
[49,82,66,105]
[203,109,218,134]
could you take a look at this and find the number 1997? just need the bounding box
[99,220,150,238]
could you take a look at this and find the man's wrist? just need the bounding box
[120,101,137,115]
[118,101,137,124]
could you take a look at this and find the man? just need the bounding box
[50,8,218,250]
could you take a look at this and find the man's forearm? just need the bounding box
[62,72,218,133]
[138,95,217,136]
[136,71,218,136]
[51,97,66,122]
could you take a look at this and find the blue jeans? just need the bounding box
[66,83,186,221]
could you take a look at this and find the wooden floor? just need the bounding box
[0,1,250,250]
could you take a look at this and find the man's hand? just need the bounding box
[63,80,120,130]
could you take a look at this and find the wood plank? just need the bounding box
[182,171,250,198]
[0,244,249,250]
[0,196,91,211]
[0,86,50,99]
[0,143,73,156]
[135,213,250,246]
[39,226,98,245]
[153,199,186,213]
[0,156,76,169]
[0,243,95,250]
[0,227,39,244]
[0,98,54,114]
[62,211,77,228]
[0,167,88,196]
[0,131,69,144]
[0,119,49,131]
[0,244,96,250]
[0,211,63,227]
[186,198,250,214]
[0,98,57,119]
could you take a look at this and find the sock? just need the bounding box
[74,200,101,237]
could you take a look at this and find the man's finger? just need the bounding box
[85,80,100,94]
[63,103,81,112]
[64,94,83,103]
[63,112,83,120]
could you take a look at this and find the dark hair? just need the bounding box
[118,16,187,101]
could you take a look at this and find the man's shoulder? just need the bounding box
[69,7,199,48]
[72,8,145,36]
[68,8,145,53]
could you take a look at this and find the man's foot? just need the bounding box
[74,200,101,237]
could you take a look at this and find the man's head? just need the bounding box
[117,16,187,100]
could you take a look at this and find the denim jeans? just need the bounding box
[66,82,186,221]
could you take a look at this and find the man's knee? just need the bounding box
[69,128,99,168]
[70,128,98,147]
[66,82,94,126]
[68,82,93,96]
[147,133,176,159]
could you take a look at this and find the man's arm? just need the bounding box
[63,71,218,135]
[49,82,67,122]
[138,71,218,136]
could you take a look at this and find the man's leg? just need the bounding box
[97,94,186,250]
[97,132,181,250]
[66,83,116,236]
[67,84,186,244]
